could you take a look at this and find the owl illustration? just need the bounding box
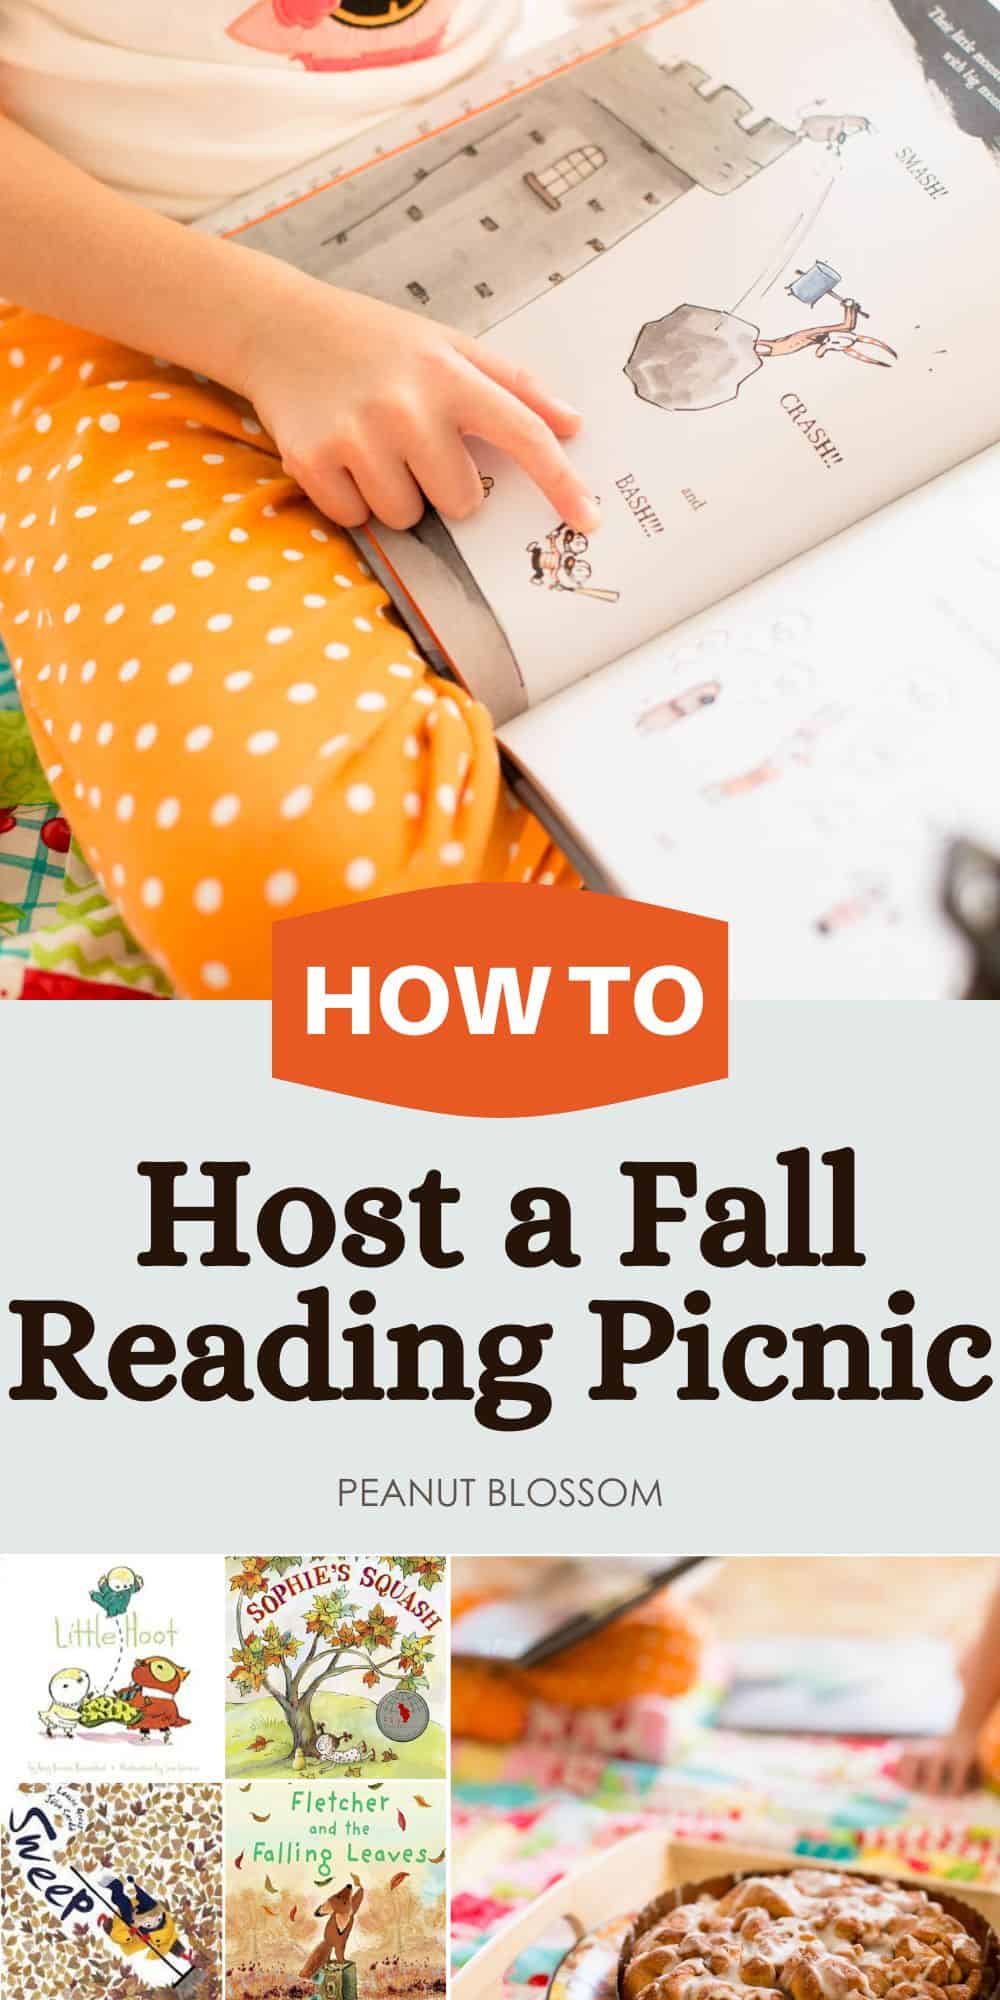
[90,1566,144,1618]
[227,0,452,71]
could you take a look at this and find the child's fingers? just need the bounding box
[946,1749,980,1795]
[347,443,425,531]
[406,430,485,521]
[456,368,599,532]
[895,1746,931,1790]
[454,337,582,439]
[293,459,369,529]
[895,1740,975,1795]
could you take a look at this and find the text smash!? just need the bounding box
[306,961,704,1039]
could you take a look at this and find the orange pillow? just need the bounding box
[978,1700,1000,1788]
[451,1661,530,1744]
[451,1587,705,1743]
[520,1591,705,1709]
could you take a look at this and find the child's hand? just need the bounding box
[242,274,600,535]
[894,1729,982,1796]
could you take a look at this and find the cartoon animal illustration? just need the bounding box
[38,1667,91,1737]
[798,112,872,155]
[703,705,847,801]
[226,0,452,73]
[626,291,896,413]
[95,1869,197,1986]
[759,296,897,366]
[637,680,722,734]
[526,523,620,603]
[114,1657,191,1740]
[302,1878,365,1981]
[90,1566,144,1618]
[815,881,890,936]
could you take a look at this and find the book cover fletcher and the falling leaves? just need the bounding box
[225,1559,447,1781]
[3,1780,222,1997]
[225,1778,446,2000]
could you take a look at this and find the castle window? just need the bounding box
[407,204,423,221]
[480,215,499,231]
[475,281,494,299]
[407,281,430,305]
[523,145,607,211]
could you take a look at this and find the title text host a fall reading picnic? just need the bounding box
[5,1151,994,1432]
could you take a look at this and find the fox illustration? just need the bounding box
[301,1879,365,1980]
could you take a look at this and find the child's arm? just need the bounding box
[895,1576,1000,1795]
[0,113,598,533]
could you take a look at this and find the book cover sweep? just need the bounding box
[3,1780,222,1997]
[225,1780,446,2000]
[6,1551,222,1783]
[225,1559,447,1780]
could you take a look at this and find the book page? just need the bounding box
[440,0,1000,708]
[203,0,699,721]
[501,445,1000,999]
[209,0,1000,721]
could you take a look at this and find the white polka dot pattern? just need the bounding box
[0,305,576,993]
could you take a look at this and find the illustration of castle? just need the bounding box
[242,44,805,334]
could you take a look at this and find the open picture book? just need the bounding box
[203,0,1000,997]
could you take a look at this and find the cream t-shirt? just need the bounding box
[0,0,519,217]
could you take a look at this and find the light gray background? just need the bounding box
[1,1002,995,1553]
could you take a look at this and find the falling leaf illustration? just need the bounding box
[413,1795,431,1808]
[429,1850,445,1864]
[397,1809,407,1831]
[239,1784,252,1793]
[264,1875,277,1894]
[389,1871,410,1891]
[251,1812,271,1823]
[234,1851,244,1870]
[290,1905,298,1922]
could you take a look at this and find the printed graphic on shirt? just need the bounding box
[227,0,450,72]
[225,1780,446,2000]
[225,1557,448,1780]
[4,1552,223,1783]
[3,1780,222,1997]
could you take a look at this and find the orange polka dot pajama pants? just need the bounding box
[0,307,577,997]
